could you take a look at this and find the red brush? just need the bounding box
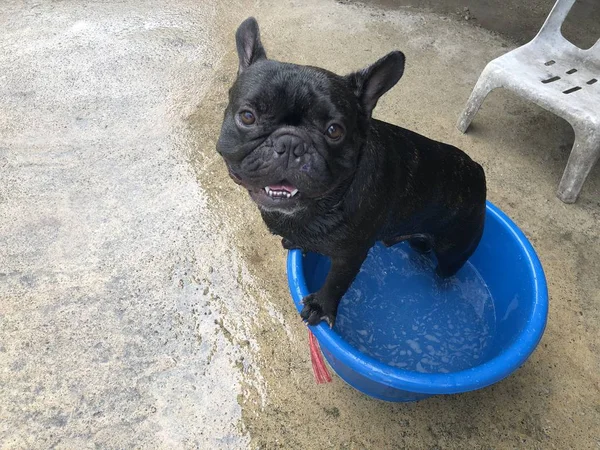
[308,329,332,384]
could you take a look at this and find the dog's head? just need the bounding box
[217,17,405,214]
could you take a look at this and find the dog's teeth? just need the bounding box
[264,186,298,199]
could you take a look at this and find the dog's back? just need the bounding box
[369,119,486,276]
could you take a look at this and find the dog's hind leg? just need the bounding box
[408,236,433,254]
[433,210,485,277]
[434,248,469,277]
[383,233,431,250]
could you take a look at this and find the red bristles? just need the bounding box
[308,329,332,384]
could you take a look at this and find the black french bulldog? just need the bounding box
[217,18,486,327]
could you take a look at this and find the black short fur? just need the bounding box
[216,17,486,326]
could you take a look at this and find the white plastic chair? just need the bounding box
[457,0,600,203]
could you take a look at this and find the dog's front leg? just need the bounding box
[300,251,368,327]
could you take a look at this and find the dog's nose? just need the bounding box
[274,135,307,158]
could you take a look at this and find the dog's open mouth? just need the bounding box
[264,182,299,199]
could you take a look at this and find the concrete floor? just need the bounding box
[357,0,600,47]
[1,0,599,449]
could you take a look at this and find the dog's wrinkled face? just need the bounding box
[217,18,405,214]
[218,61,360,214]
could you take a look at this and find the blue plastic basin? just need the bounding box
[287,201,548,401]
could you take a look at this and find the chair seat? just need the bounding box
[489,42,600,124]
[458,0,600,203]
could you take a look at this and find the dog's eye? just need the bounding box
[239,110,256,126]
[326,124,344,140]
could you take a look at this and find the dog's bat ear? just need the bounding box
[235,17,267,74]
[346,51,405,116]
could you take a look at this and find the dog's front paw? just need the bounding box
[300,293,337,327]
[282,238,302,251]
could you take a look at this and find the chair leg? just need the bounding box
[457,64,501,133]
[556,126,600,204]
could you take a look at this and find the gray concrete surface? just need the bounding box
[0,2,260,447]
[357,0,600,47]
[1,0,599,449]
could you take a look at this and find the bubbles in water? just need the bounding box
[334,242,496,374]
